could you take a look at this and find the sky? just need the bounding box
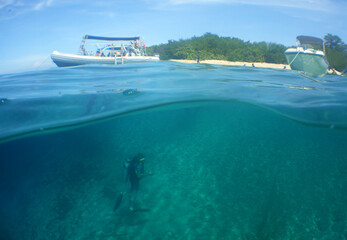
[0,0,346,74]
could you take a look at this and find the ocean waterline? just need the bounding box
[0,61,346,239]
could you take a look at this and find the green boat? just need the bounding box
[285,36,329,77]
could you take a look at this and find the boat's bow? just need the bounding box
[284,35,331,77]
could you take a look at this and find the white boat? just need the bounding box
[284,36,330,77]
[51,35,159,67]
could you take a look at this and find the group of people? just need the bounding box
[93,40,146,58]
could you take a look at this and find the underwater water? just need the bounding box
[0,62,346,240]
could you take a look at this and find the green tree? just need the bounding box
[147,33,287,64]
[326,48,347,72]
[324,34,347,71]
[173,45,196,59]
[324,34,345,50]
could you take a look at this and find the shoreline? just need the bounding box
[169,59,344,75]
[169,59,290,70]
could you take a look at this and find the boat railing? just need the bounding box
[78,35,146,57]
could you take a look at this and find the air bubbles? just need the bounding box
[0,98,8,104]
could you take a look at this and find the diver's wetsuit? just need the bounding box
[128,161,143,192]
[128,163,139,192]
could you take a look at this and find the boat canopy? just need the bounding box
[297,36,324,46]
[84,35,140,41]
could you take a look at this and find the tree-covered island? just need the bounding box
[147,33,347,72]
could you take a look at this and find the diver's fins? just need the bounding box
[113,192,123,211]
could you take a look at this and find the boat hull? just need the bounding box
[51,51,160,67]
[285,50,329,77]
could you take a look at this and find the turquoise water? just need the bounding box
[0,62,346,239]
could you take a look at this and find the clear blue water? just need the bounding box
[0,61,346,239]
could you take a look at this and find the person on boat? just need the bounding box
[124,153,152,211]
[96,49,100,56]
[142,42,146,55]
[121,44,127,56]
[135,39,139,48]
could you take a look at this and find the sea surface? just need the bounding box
[0,61,346,240]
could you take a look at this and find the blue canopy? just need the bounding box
[84,35,140,41]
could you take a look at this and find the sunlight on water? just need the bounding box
[0,62,347,142]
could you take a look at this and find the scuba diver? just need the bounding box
[114,153,152,212]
